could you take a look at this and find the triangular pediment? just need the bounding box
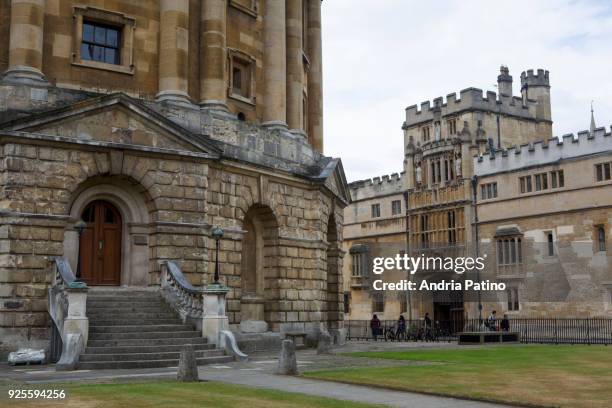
[317,157,351,205]
[0,93,220,155]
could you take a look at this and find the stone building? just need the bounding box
[343,66,565,324]
[474,127,612,317]
[0,0,350,360]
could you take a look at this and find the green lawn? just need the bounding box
[304,345,612,408]
[0,381,382,408]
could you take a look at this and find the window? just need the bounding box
[481,182,498,200]
[519,176,532,193]
[596,225,606,252]
[228,49,255,103]
[371,204,381,218]
[351,251,368,277]
[343,292,351,314]
[421,126,430,141]
[550,170,564,188]
[229,0,258,17]
[72,7,135,74]
[81,22,121,65]
[497,237,522,266]
[420,214,429,248]
[372,292,384,313]
[447,119,457,135]
[546,232,554,256]
[391,200,402,216]
[595,162,611,182]
[447,210,457,244]
[507,288,519,311]
[535,173,548,191]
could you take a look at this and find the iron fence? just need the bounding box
[346,318,612,345]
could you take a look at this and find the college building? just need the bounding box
[342,66,612,323]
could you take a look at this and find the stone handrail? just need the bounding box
[160,261,204,329]
[48,257,88,371]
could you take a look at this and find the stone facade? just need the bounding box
[0,0,349,359]
[342,66,610,323]
[474,129,612,317]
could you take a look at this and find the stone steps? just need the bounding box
[78,289,232,370]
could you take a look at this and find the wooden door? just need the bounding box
[79,200,122,285]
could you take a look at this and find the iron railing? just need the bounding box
[346,318,612,345]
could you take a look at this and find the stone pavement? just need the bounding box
[1,341,515,408]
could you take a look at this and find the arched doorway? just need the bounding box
[78,200,122,285]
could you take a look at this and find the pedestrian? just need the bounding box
[501,314,510,332]
[423,312,432,340]
[370,314,381,341]
[397,315,406,340]
[487,310,497,331]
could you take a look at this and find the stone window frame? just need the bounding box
[227,48,256,105]
[506,287,520,312]
[372,291,385,313]
[550,169,564,189]
[71,6,136,75]
[391,200,402,216]
[595,161,612,182]
[229,0,258,18]
[595,224,607,253]
[371,203,381,218]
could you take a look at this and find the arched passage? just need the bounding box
[239,204,279,333]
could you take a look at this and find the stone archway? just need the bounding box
[65,177,152,286]
[239,204,279,333]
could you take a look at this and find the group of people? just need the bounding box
[368,310,511,341]
[369,312,434,341]
[486,310,511,332]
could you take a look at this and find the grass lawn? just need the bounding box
[0,380,382,408]
[304,345,612,408]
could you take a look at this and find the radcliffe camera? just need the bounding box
[0,1,610,408]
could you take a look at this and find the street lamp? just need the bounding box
[211,227,224,284]
[74,220,87,279]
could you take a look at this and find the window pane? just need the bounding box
[80,43,92,60]
[605,163,611,180]
[551,172,557,188]
[83,24,94,42]
[95,26,106,44]
[542,174,548,189]
[559,171,564,187]
[596,164,603,181]
[104,48,117,64]
[526,177,532,192]
[93,45,104,61]
[106,28,119,47]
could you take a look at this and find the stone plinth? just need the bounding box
[202,283,229,346]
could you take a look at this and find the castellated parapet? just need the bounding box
[403,68,551,128]
[474,126,612,176]
[348,172,405,201]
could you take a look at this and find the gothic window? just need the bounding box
[371,203,381,218]
[343,292,351,314]
[391,200,402,216]
[351,247,369,277]
[447,210,456,244]
[497,237,522,266]
[595,162,611,181]
[399,291,408,313]
[519,176,532,193]
[507,288,520,311]
[550,170,564,188]
[546,232,554,256]
[447,119,457,135]
[596,225,606,252]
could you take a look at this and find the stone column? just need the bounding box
[286,0,304,135]
[3,0,48,85]
[307,0,323,151]
[156,0,191,104]
[200,0,228,111]
[262,0,287,128]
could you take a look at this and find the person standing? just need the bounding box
[487,310,497,331]
[370,314,381,341]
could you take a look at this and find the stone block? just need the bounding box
[276,339,298,375]
[177,345,199,382]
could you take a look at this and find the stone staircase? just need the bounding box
[79,289,233,370]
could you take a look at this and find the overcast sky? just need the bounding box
[321,0,612,182]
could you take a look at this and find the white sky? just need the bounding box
[321,0,612,182]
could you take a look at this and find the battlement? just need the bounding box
[474,126,612,176]
[349,172,405,201]
[403,67,551,128]
[404,87,536,128]
[521,69,550,89]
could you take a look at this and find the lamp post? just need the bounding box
[74,220,87,280]
[211,227,224,284]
